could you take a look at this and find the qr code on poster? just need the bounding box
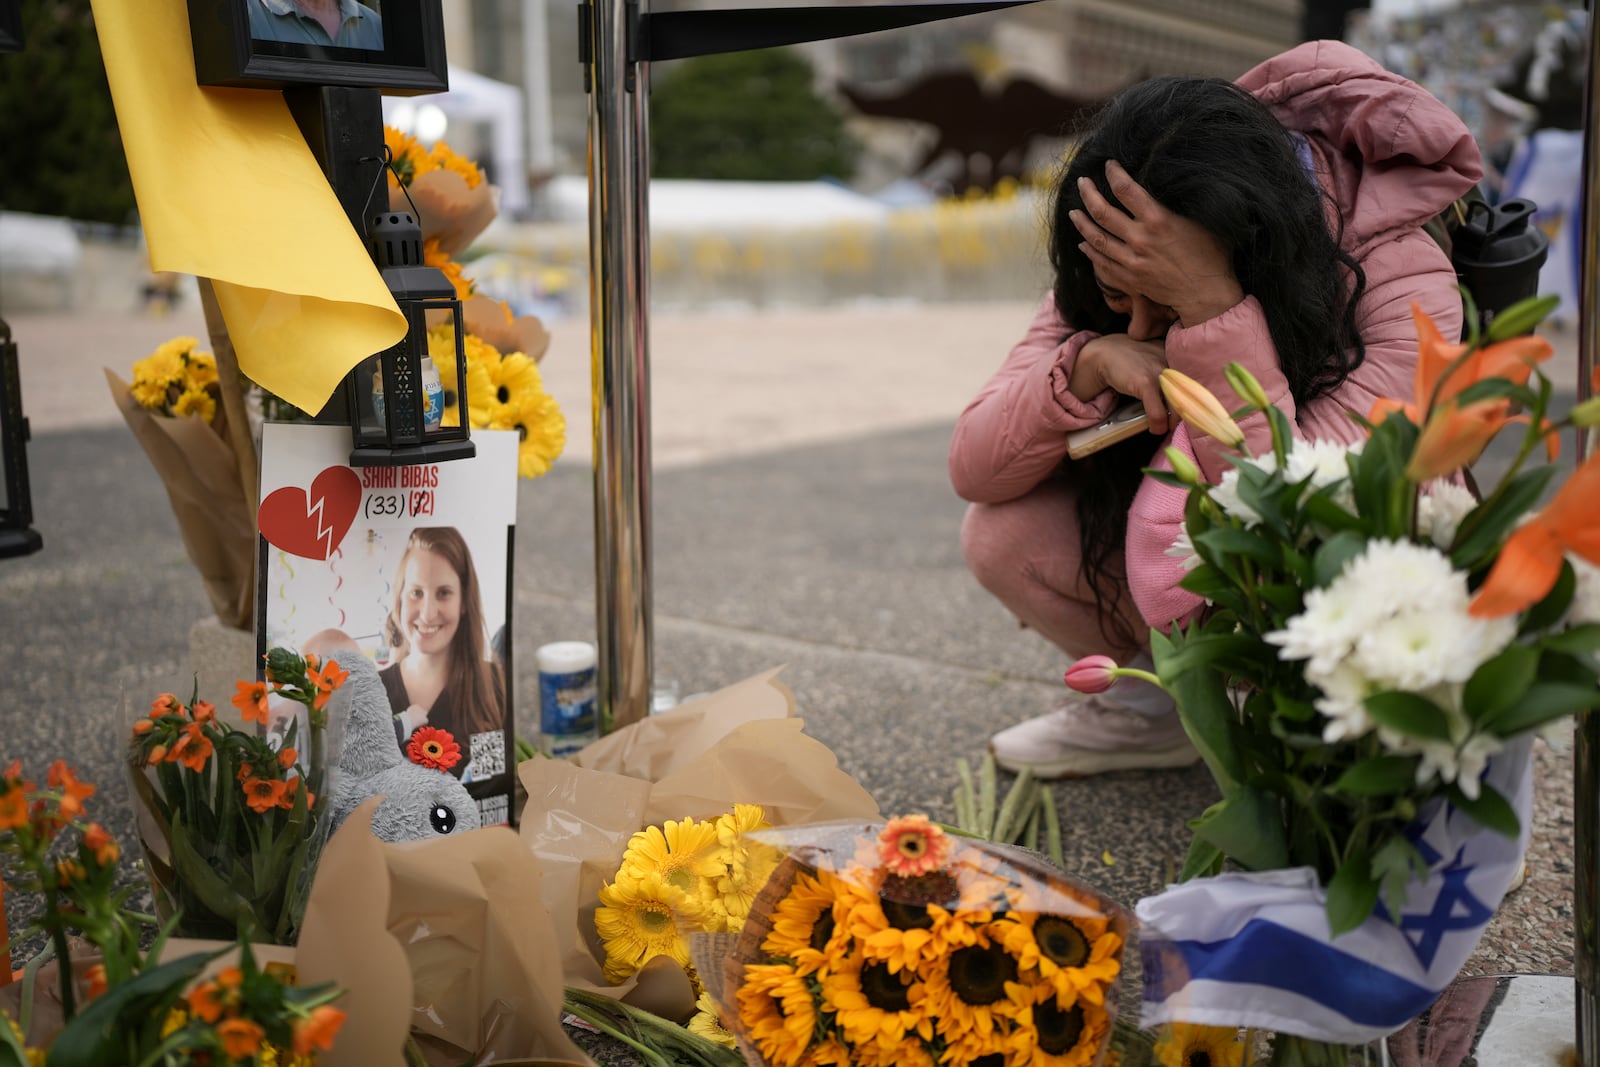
[477,794,509,827]
[469,730,506,778]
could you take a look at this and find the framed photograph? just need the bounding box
[188,0,448,93]
[0,0,22,54]
[255,423,519,828]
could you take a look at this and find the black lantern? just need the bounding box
[345,200,475,466]
[0,318,42,558]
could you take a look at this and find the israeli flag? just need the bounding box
[1136,735,1533,1044]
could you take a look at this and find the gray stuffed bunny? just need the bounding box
[321,640,481,841]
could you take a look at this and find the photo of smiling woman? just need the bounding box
[381,526,505,779]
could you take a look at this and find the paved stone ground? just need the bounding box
[0,298,1586,1054]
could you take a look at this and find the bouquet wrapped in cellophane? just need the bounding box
[689,816,1131,1067]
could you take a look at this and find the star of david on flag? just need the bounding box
[1135,735,1532,1044]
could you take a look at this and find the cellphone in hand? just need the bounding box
[1066,401,1152,459]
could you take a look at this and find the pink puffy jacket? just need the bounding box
[948,40,1483,631]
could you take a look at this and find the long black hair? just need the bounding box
[1049,76,1367,649]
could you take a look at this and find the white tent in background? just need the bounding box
[383,66,529,217]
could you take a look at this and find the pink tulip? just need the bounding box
[1064,655,1120,694]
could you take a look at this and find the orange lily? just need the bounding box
[1159,369,1245,447]
[1372,305,1555,427]
[293,1005,348,1055]
[216,1018,265,1060]
[1406,398,1517,480]
[1471,448,1600,617]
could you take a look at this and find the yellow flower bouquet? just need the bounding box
[693,816,1131,1067]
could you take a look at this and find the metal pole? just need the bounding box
[522,0,556,175]
[1574,5,1600,1063]
[585,0,653,732]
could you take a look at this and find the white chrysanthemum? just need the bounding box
[1416,480,1479,550]
[1354,610,1516,691]
[1338,539,1470,618]
[1283,439,1360,511]
[1311,663,1375,743]
[1210,468,1264,527]
[1267,579,1374,677]
[1406,732,1504,800]
[1566,555,1600,627]
[1165,528,1203,572]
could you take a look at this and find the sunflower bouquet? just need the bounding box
[126,648,349,945]
[690,815,1129,1067]
[0,761,348,1067]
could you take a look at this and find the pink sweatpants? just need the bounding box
[960,480,1150,664]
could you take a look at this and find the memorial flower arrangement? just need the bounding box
[0,761,347,1066]
[425,321,566,480]
[1081,295,1600,1061]
[128,336,224,425]
[696,815,1129,1067]
[126,648,348,945]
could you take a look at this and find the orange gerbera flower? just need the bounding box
[1471,448,1600,617]
[232,680,270,725]
[170,721,214,773]
[216,1018,265,1060]
[82,822,119,866]
[406,726,462,771]
[242,777,290,814]
[293,1005,349,1055]
[187,980,225,1023]
[47,761,95,819]
[877,814,953,878]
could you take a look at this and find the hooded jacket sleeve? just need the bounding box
[948,293,1121,504]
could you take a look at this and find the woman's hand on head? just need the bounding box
[1069,161,1245,327]
[1069,334,1171,435]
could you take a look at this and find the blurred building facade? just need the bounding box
[440,0,1304,197]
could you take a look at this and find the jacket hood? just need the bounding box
[1238,40,1483,242]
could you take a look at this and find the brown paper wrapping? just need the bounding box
[519,669,880,1011]
[105,369,256,630]
[393,169,498,259]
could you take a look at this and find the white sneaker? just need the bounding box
[989,696,1200,778]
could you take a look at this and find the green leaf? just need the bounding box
[1447,782,1520,837]
[1541,624,1600,655]
[1326,851,1379,936]
[1191,786,1289,871]
[1301,491,1365,533]
[1194,525,1281,568]
[1311,531,1367,588]
[44,952,221,1067]
[1463,644,1540,725]
[170,815,250,932]
[1370,836,1427,923]
[1144,469,1193,490]
[1520,561,1577,635]
[1451,377,1539,410]
[1483,682,1600,736]
[1177,564,1236,603]
[1451,467,1558,568]
[1151,629,1245,789]
[0,1009,29,1067]
[1332,756,1420,795]
[1484,294,1561,342]
[1179,834,1225,882]
[1364,691,1454,742]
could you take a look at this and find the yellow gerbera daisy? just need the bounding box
[493,390,567,480]
[822,946,934,1054]
[619,817,724,898]
[735,962,815,1067]
[130,377,172,410]
[762,866,848,975]
[184,349,218,388]
[427,326,498,428]
[1151,1022,1245,1067]
[686,991,738,1049]
[595,869,703,983]
[171,386,217,424]
[1012,992,1111,1067]
[132,343,187,388]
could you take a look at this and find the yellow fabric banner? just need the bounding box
[90,0,406,414]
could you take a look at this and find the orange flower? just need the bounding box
[1471,449,1600,617]
[232,680,270,725]
[1405,398,1516,480]
[1413,303,1551,412]
[190,700,216,724]
[187,980,225,1023]
[146,743,169,765]
[315,657,351,692]
[131,718,154,736]
[55,859,86,885]
[293,1005,348,1055]
[150,693,183,719]
[82,822,119,866]
[406,726,462,771]
[170,721,214,773]
[216,1018,265,1060]
[217,966,243,989]
[3,759,18,782]
[82,963,107,1000]
[279,776,303,810]
[0,788,26,830]
[877,814,953,878]
[237,761,254,782]
[277,747,298,770]
[1159,368,1245,447]
[242,777,290,814]
[47,761,95,819]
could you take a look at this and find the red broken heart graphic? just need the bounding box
[257,466,363,561]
